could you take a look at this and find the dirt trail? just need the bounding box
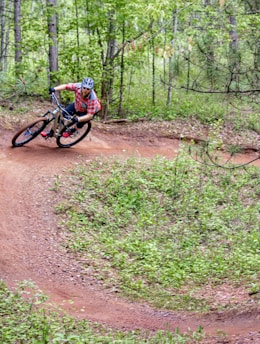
[0,124,259,343]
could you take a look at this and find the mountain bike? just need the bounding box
[11,93,91,148]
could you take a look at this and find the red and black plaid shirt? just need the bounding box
[65,83,101,115]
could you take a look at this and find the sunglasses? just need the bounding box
[83,87,91,91]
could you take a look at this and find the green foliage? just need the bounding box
[0,71,48,101]
[0,281,203,343]
[1,0,259,120]
[119,85,227,123]
[237,112,260,134]
[55,152,260,311]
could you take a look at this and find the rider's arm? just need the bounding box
[53,84,67,92]
[77,113,94,123]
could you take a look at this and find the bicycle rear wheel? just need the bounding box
[12,117,48,147]
[56,121,91,148]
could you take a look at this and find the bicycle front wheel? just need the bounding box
[12,117,48,147]
[56,122,91,148]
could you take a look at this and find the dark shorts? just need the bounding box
[63,103,97,128]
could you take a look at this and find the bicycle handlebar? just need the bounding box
[50,92,61,106]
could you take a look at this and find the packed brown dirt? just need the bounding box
[0,115,259,343]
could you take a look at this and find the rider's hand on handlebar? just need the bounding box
[64,116,78,127]
[49,87,55,94]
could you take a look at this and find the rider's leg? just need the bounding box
[41,103,76,137]
[62,109,88,137]
[62,111,97,137]
[63,105,88,128]
[63,103,76,118]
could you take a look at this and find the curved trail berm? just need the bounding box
[0,125,259,343]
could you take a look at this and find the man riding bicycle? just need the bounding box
[42,77,101,138]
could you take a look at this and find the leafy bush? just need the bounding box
[122,90,227,124]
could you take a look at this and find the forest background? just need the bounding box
[0,1,260,342]
[0,0,259,124]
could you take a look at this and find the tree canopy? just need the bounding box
[0,0,259,119]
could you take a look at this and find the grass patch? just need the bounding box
[54,152,260,312]
[0,280,204,343]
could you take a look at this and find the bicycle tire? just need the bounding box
[12,117,48,147]
[56,121,91,148]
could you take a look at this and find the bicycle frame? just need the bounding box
[43,93,72,137]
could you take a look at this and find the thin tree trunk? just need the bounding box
[0,0,6,70]
[204,0,215,88]
[74,0,80,80]
[186,50,191,93]
[101,10,116,120]
[47,0,59,86]
[3,0,12,71]
[229,15,239,52]
[228,13,240,88]
[151,37,155,106]
[167,10,178,105]
[118,20,125,117]
[14,0,22,75]
[128,66,133,95]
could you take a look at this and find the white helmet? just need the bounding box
[82,77,94,89]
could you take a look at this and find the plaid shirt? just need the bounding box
[65,83,101,115]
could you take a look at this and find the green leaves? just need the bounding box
[55,154,260,311]
[0,281,203,343]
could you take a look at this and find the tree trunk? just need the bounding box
[228,13,240,88]
[74,0,80,80]
[244,0,260,84]
[152,37,155,106]
[0,0,6,70]
[167,10,178,106]
[100,10,116,120]
[118,20,125,117]
[229,15,239,52]
[46,0,59,86]
[14,0,22,76]
[204,0,215,88]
